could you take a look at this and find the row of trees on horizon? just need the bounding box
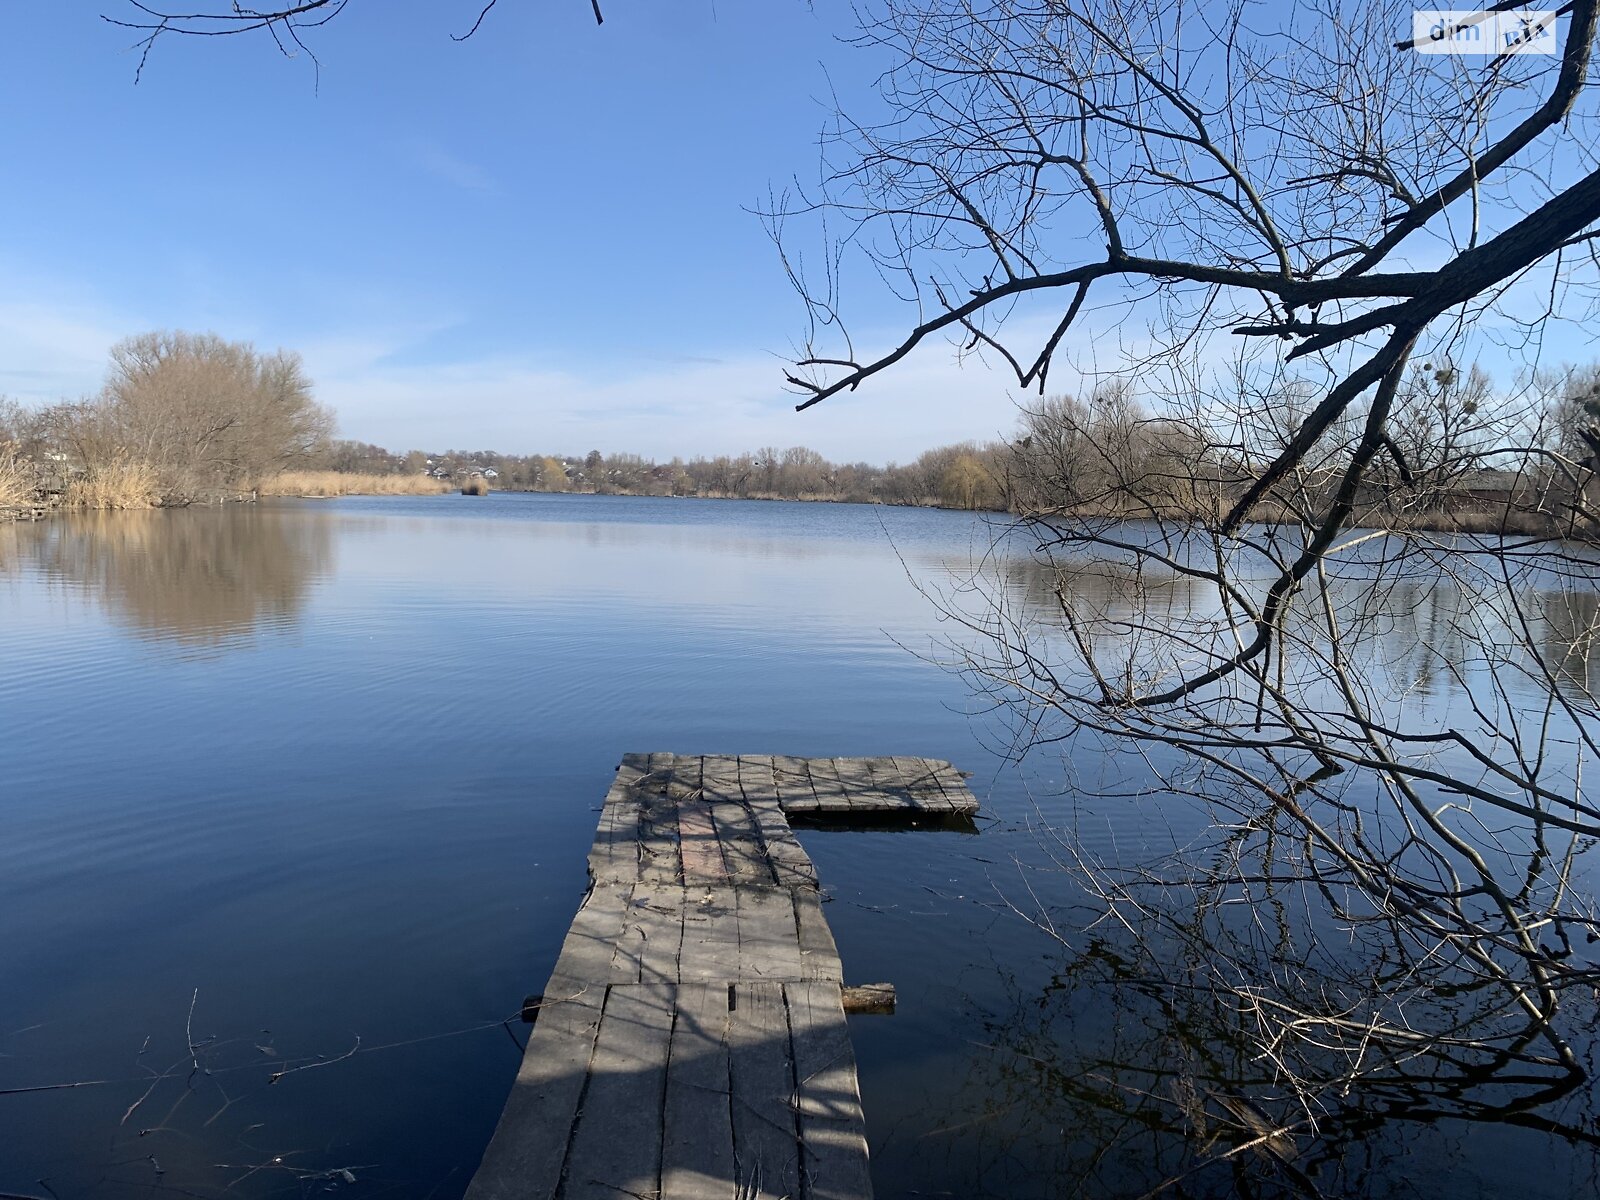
[4,329,1600,533]
[321,362,1600,535]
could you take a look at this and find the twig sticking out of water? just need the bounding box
[267,1036,360,1084]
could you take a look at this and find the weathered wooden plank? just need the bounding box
[830,758,882,812]
[547,885,631,992]
[793,889,843,982]
[806,759,854,814]
[880,756,980,814]
[888,755,953,813]
[740,757,818,890]
[701,759,770,885]
[637,766,684,884]
[728,983,803,1200]
[679,887,742,982]
[668,753,705,804]
[642,751,676,803]
[747,803,817,891]
[563,984,676,1200]
[856,757,928,812]
[732,754,781,809]
[840,983,895,1015]
[663,982,737,1200]
[771,754,819,813]
[915,758,966,813]
[463,986,606,1200]
[737,884,805,982]
[625,887,687,987]
[678,802,728,882]
[929,760,979,813]
[786,981,873,1200]
[699,754,745,791]
[589,760,647,882]
[710,794,771,885]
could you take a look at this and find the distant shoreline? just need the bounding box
[5,479,1583,542]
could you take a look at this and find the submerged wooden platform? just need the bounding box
[465,753,979,1200]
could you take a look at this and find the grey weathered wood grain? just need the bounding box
[830,758,882,812]
[679,887,742,981]
[728,983,802,1200]
[464,987,606,1200]
[590,759,648,881]
[563,983,676,1200]
[547,886,630,993]
[699,754,744,794]
[668,753,705,804]
[637,782,684,884]
[469,753,980,1200]
[732,754,781,809]
[663,982,736,1200]
[739,757,817,889]
[710,792,771,884]
[793,889,844,982]
[736,885,805,981]
[930,761,978,811]
[895,756,979,814]
[770,754,818,812]
[631,887,688,986]
[806,759,854,814]
[786,981,873,1200]
[678,801,728,881]
[859,758,918,810]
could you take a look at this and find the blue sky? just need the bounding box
[0,3,1591,461]
[0,0,1039,461]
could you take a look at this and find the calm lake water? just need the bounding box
[0,494,1594,1198]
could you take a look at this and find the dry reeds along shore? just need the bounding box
[62,460,163,510]
[460,478,490,496]
[257,470,451,498]
[0,452,35,508]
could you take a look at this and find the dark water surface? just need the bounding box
[0,495,1594,1199]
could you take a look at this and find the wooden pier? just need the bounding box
[465,753,979,1200]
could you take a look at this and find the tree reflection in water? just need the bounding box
[17,506,332,648]
[950,912,1599,1200]
[918,539,1600,1198]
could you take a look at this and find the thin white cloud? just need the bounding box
[408,140,499,194]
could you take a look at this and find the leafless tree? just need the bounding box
[43,331,333,501]
[102,0,605,79]
[778,0,1600,1168]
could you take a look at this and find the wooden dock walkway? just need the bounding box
[465,753,979,1200]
